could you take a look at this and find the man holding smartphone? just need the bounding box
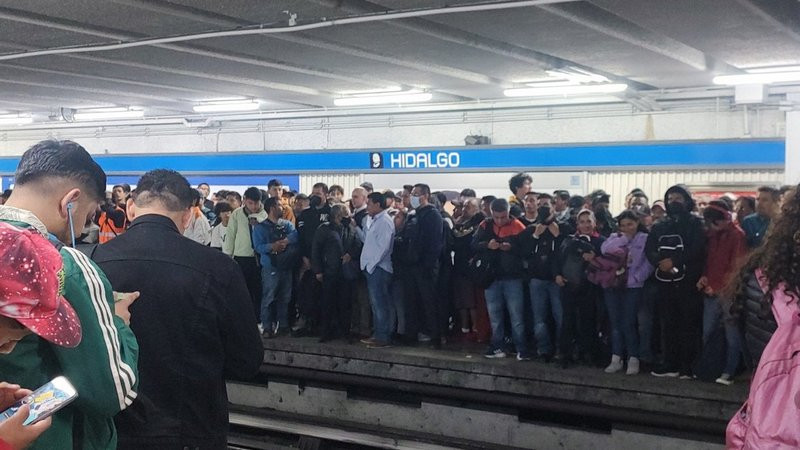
[0,140,139,450]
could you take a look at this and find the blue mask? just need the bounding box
[410,195,421,209]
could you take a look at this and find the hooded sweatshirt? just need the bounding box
[645,185,707,284]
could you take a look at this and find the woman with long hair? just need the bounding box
[725,186,800,448]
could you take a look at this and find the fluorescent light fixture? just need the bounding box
[333,91,433,106]
[193,99,261,113]
[74,107,144,121]
[713,72,800,85]
[337,86,403,95]
[0,114,33,125]
[504,83,628,98]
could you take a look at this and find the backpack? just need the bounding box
[561,235,594,288]
[726,270,800,449]
[262,220,299,271]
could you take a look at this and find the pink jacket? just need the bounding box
[726,270,800,449]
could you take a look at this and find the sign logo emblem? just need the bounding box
[369,152,383,169]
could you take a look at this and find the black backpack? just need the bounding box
[263,220,299,271]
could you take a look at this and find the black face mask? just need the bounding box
[309,195,322,208]
[666,201,687,216]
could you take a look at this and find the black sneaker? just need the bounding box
[484,348,507,359]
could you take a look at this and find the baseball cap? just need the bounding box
[360,182,374,192]
[652,200,666,211]
[0,222,82,348]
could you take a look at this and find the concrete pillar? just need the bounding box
[787,110,800,185]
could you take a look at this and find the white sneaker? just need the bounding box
[257,324,264,334]
[626,357,640,375]
[605,355,623,373]
[715,373,734,386]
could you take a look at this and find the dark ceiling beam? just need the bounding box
[0,6,338,96]
[733,0,800,43]
[305,0,641,86]
[107,0,481,98]
[541,2,739,73]
[0,77,195,110]
[0,39,330,108]
[0,63,239,98]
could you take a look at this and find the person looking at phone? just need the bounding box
[91,169,262,449]
[0,140,139,450]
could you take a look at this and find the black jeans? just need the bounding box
[657,281,703,374]
[559,284,599,361]
[235,256,262,323]
[404,265,441,341]
[320,274,351,339]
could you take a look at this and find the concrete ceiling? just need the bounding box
[0,0,796,118]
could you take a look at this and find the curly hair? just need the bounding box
[726,184,800,316]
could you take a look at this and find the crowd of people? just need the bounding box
[0,139,798,448]
[74,165,793,384]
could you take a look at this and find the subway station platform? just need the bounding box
[227,337,747,449]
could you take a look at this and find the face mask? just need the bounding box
[309,195,322,208]
[410,195,421,209]
[666,201,686,216]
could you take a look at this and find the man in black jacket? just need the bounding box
[404,183,444,347]
[520,193,567,360]
[645,184,706,379]
[295,182,332,335]
[92,169,263,449]
[312,204,358,342]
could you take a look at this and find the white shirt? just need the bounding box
[360,209,395,274]
[210,223,227,248]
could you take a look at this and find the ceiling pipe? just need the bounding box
[0,0,578,62]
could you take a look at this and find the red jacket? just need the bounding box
[703,224,747,292]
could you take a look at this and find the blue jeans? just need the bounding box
[604,288,642,358]
[260,268,292,331]
[389,276,406,335]
[485,279,528,354]
[366,267,393,343]
[530,279,563,355]
[703,296,743,375]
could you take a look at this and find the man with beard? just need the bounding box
[646,185,707,379]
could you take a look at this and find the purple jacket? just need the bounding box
[601,232,653,288]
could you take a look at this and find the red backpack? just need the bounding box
[726,270,800,448]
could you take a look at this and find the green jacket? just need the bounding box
[0,207,139,450]
[222,206,267,258]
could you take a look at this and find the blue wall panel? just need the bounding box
[0,140,784,175]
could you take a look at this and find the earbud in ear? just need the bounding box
[67,202,75,211]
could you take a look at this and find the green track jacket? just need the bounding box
[0,207,139,450]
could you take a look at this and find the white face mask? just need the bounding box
[410,195,421,209]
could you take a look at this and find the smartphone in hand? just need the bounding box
[0,377,78,426]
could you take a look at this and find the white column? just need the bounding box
[787,110,800,185]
